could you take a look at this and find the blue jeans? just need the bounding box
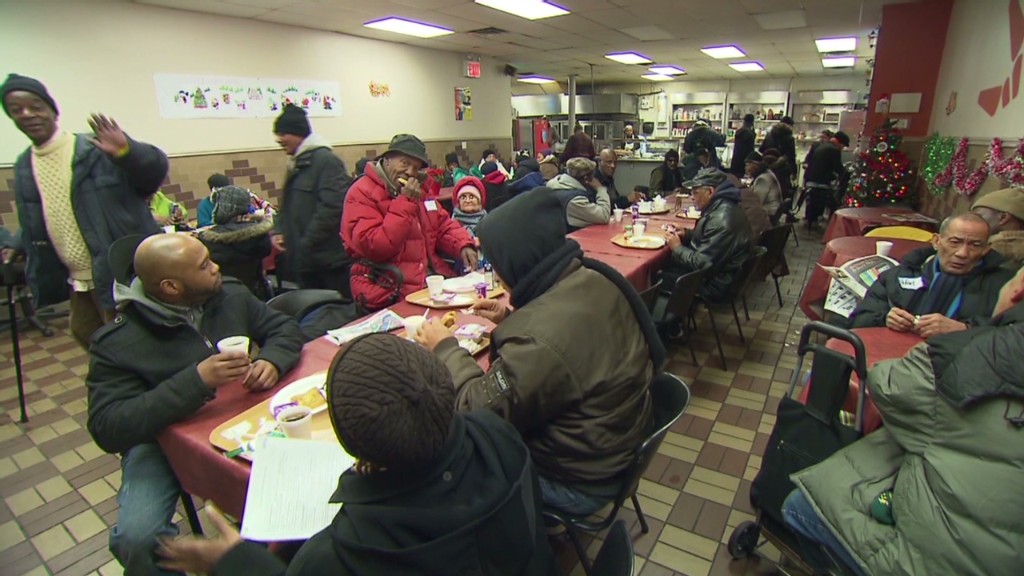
[109,443,183,576]
[538,476,610,517]
[782,489,867,576]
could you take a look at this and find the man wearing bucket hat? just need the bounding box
[342,134,476,311]
[157,333,556,575]
[271,104,352,297]
[972,187,1024,266]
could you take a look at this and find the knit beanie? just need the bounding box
[457,184,482,203]
[445,152,460,166]
[273,104,311,138]
[476,188,567,289]
[327,333,456,472]
[566,157,595,181]
[207,173,230,190]
[213,185,252,224]
[481,161,499,176]
[482,149,496,161]
[1,74,59,117]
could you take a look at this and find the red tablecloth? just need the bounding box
[799,328,923,434]
[567,216,688,290]
[158,300,494,519]
[822,207,937,244]
[799,236,929,321]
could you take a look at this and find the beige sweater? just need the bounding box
[33,131,93,289]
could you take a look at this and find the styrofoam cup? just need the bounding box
[276,405,312,439]
[162,225,176,234]
[217,336,250,356]
[613,208,624,222]
[426,275,445,298]
[633,222,646,237]
[876,241,893,256]
[402,316,426,338]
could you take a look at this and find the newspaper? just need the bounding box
[820,254,899,317]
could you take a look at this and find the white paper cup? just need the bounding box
[217,336,250,356]
[653,197,667,210]
[633,222,646,237]
[876,241,894,256]
[402,316,426,338]
[613,208,624,222]
[162,225,176,234]
[276,405,312,439]
[639,201,653,212]
[426,275,445,299]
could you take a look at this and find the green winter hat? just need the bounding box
[379,134,429,166]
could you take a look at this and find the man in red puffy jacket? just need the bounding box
[342,134,477,310]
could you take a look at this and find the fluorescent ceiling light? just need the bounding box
[822,56,856,68]
[517,75,557,84]
[649,65,685,75]
[816,37,857,53]
[729,61,765,72]
[475,0,569,20]
[605,52,652,65]
[641,73,674,81]
[701,45,746,59]
[364,17,454,38]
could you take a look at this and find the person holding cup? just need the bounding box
[85,233,303,576]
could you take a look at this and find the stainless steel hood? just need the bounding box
[512,94,638,117]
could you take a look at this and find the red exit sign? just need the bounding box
[465,60,481,78]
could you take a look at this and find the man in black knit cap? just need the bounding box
[416,188,666,516]
[271,104,352,297]
[158,333,555,576]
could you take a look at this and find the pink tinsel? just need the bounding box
[988,137,1024,186]
[933,136,1024,196]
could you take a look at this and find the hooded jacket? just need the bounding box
[547,174,611,231]
[792,303,1024,576]
[682,124,723,168]
[508,171,547,197]
[989,230,1024,267]
[848,246,1014,329]
[275,134,351,275]
[759,123,798,175]
[342,162,475,311]
[212,411,556,576]
[198,217,274,291]
[750,169,782,217]
[86,278,303,454]
[670,180,753,302]
[13,134,165,310]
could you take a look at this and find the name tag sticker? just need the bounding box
[425,200,438,212]
[899,277,925,290]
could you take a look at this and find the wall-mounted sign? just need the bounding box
[153,74,340,119]
[465,59,481,79]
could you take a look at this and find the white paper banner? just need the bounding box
[154,74,341,119]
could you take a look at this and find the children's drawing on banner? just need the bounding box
[154,74,341,119]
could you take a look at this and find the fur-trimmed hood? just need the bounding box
[198,216,274,244]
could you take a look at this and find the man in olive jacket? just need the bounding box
[783,266,1024,576]
[86,234,302,576]
[416,189,665,517]
[270,104,352,297]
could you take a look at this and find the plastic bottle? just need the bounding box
[482,260,494,289]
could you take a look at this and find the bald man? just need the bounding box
[595,148,644,209]
[85,234,303,576]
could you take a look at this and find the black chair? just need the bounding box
[695,246,767,370]
[638,278,663,316]
[590,520,634,576]
[180,492,203,535]
[545,372,691,575]
[218,260,274,302]
[1,261,30,422]
[107,234,147,286]
[267,289,349,320]
[756,225,793,308]
[659,268,709,367]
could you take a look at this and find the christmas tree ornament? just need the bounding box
[845,120,914,207]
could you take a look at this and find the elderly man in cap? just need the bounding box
[271,104,352,297]
[547,157,611,231]
[414,189,665,517]
[343,134,476,311]
[2,73,168,348]
[157,333,556,576]
[662,168,752,304]
[972,187,1024,266]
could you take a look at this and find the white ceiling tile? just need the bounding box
[753,9,807,30]
[136,0,272,17]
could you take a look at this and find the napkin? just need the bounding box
[325,309,404,345]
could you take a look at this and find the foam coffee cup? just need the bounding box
[613,208,624,222]
[276,405,313,439]
[426,275,445,299]
[217,336,250,356]
[402,316,426,338]
[876,241,894,256]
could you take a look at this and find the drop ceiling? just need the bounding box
[131,0,922,83]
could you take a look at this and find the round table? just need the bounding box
[799,236,929,321]
[822,207,937,244]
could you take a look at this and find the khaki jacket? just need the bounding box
[435,263,653,489]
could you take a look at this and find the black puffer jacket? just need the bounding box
[849,246,1014,329]
[275,135,351,276]
[670,180,752,302]
[13,134,165,309]
[759,123,797,175]
[199,218,274,294]
[213,411,556,576]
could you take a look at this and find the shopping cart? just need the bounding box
[727,321,868,574]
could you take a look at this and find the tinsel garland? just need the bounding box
[987,137,1024,187]
[931,136,1024,196]
[933,138,987,197]
[922,134,957,195]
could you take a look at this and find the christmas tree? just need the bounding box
[845,120,915,207]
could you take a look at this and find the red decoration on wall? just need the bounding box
[931,135,1024,196]
[978,0,1024,116]
[1011,0,1024,56]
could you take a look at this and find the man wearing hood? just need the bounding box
[414,189,665,516]
[158,333,556,576]
[86,234,302,575]
[663,168,752,303]
[271,104,352,297]
[198,185,274,297]
[759,116,798,176]
[343,134,476,311]
[547,157,611,231]
[847,212,1014,335]
[649,150,686,195]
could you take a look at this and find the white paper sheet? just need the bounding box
[240,437,355,541]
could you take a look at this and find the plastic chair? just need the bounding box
[107,234,148,286]
[638,278,663,316]
[756,226,793,308]
[865,225,934,242]
[589,520,634,576]
[660,268,709,366]
[696,246,767,370]
[544,373,690,575]
[267,289,349,320]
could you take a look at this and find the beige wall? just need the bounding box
[0,1,512,161]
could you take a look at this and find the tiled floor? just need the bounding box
[0,225,823,576]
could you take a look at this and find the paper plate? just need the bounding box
[612,234,667,250]
[443,272,486,293]
[268,372,328,418]
[638,206,671,215]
